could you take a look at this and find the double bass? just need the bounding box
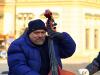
[44,9,76,75]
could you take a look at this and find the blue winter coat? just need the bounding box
[7,32,76,75]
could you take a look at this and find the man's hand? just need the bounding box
[78,69,89,75]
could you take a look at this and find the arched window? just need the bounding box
[39,12,59,19]
[16,13,34,37]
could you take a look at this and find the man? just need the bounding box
[78,52,100,75]
[7,19,76,75]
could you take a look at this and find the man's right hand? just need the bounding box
[78,69,89,75]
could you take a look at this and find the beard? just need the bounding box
[33,38,45,45]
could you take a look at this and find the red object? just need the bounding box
[44,9,56,32]
[48,66,75,75]
[44,9,52,18]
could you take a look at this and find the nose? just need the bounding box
[38,33,43,37]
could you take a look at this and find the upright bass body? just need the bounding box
[48,66,75,75]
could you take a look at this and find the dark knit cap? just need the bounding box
[27,19,47,34]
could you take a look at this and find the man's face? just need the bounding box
[29,29,46,45]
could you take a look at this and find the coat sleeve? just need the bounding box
[54,32,76,58]
[86,52,100,75]
[7,42,40,75]
[86,59,100,75]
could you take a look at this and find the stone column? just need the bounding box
[3,0,16,35]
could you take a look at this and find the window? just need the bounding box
[16,13,34,36]
[85,28,90,49]
[94,29,98,49]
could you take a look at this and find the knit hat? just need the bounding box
[27,19,47,34]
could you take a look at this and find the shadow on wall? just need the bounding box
[1,71,8,74]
